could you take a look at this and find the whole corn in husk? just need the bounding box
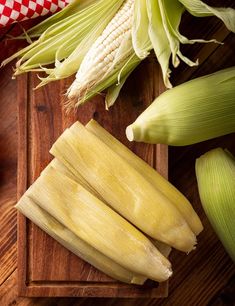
[196,148,235,262]
[52,156,173,259]
[16,194,147,284]
[24,165,172,282]
[86,119,203,235]
[126,67,235,146]
[2,0,235,109]
[51,121,197,252]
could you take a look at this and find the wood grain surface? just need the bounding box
[17,58,168,298]
[1,1,235,305]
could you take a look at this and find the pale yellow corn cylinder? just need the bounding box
[16,195,146,284]
[86,119,203,235]
[50,121,196,252]
[25,166,172,282]
[52,158,172,258]
[67,0,134,105]
[51,158,172,259]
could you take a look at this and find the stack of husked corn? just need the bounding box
[16,119,203,284]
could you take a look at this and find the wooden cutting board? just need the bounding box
[17,58,169,297]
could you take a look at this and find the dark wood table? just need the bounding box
[0,3,235,305]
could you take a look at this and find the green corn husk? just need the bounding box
[50,121,197,252]
[86,119,203,235]
[196,148,235,262]
[126,67,235,146]
[2,0,124,72]
[24,165,172,282]
[16,195,147,284]
[2,0,235,108]
[179,0,235,33]
[24,0,96,38]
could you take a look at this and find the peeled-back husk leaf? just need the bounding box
[158,0,201,68]
[146,0,172,88]
[37,0,125,85]
[2,0,125,74]
[105,71,132,109]
[25,0,96,37]
[2,0,92,67]
[196,148,235,262]
[178,0,235,33]
[158,0,222,69]
[132,0,152,59]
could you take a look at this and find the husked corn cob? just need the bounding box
[67,0,134,106]
[16,195,146,284]
[25,166,172,282]
[51,121,196,252]
[86,119,203,235]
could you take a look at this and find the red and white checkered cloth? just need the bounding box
[0,0,71,27]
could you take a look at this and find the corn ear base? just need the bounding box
[196,148,235,262]
[126,67,235,146]
[86,119,203,235]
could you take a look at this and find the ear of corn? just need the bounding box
[16,194,147,285]
[65,31,141,108]
[66,0,135,107]
[86,119,203,235]
[50,121,196,252]
[3,0,235,107]
[196,148,235,262]
[126,67,235,146]
[24,165,172,282]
